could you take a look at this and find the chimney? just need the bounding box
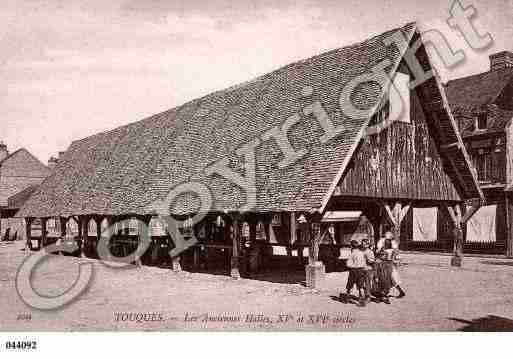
[0,141,8,162]
[48,156,59,169]
[490,51,513,71]
[58,151,66,160]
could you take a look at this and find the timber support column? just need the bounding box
[59,217,67,256]
[93,216,103,259]
[301,213,325,289]
[247,218,258,274]
[25,218,33,251]
[137,215,152,266]
[383,202,411,246]
[261,215,272,270]
[60,217,67,238]
[230,215,241,279]
[41,217,47,249]
[447,200,481,267]
[77,216,85,257]
[507,195,513,258]
[364,202,383,248]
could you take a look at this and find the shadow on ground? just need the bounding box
[480,260,513,267]
[448,315,513,331]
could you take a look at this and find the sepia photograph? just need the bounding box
[1,0,513,355]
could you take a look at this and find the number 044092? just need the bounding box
[5,341,37,350]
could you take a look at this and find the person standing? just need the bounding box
[361,236,375,304]
[377,231,406,299]
[343,238,367,307]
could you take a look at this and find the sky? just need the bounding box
[1,0,512,163]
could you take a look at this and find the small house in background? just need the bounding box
[445,51,513,256]
[0,142,52,241]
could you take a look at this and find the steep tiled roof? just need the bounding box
[445,67,513,112]
[7,185,39,209]
[18,22,473,218]
[0,149,24,166]
[0,148,50,207]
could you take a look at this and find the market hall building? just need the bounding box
[17,23,483,287]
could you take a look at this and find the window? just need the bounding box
[474,150,491,181]
[476,112,487,130]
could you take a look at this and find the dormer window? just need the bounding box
[476,112,487,130]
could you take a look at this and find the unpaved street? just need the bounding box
[2,241,513,331]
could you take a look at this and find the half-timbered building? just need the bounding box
[445,51,513,256]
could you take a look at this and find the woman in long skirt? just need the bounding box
[372,257,394,303]
[376,231,406,300]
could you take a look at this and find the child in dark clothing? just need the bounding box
[361,237,375,304]
[344,238,367,306]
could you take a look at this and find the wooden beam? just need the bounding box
[441,142,462,152]
[461,200,481,224]
[382,201,410,227]
[383,204,397,227]
[446,206,458,227]
[423,100,443,112]
[399,203,411,223]
[446,153,470,198]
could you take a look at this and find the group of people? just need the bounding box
[343,230,406,307]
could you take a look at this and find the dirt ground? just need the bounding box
[1,240,513,331]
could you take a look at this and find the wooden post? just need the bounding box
[364,203,382,249]
[106,216,116,259]
[507,195,513,258]
[447,200,481,266]
[77,216,85,257]
[308,222,318,265]
[371,220,381,249]
[139,215,152,266]
[60,217,67,237]
[447,204,464,266]
[95,217,102,246]
[302,213,326,289]
[193,245,200,269]
[231,215,241,279]
[25,218,33,251]
[247,218,258,274]
[260,216,272,270]
[90,217,101,259]
[83,216,90,257]
[290,212,297,244]
[41,218,47,249]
